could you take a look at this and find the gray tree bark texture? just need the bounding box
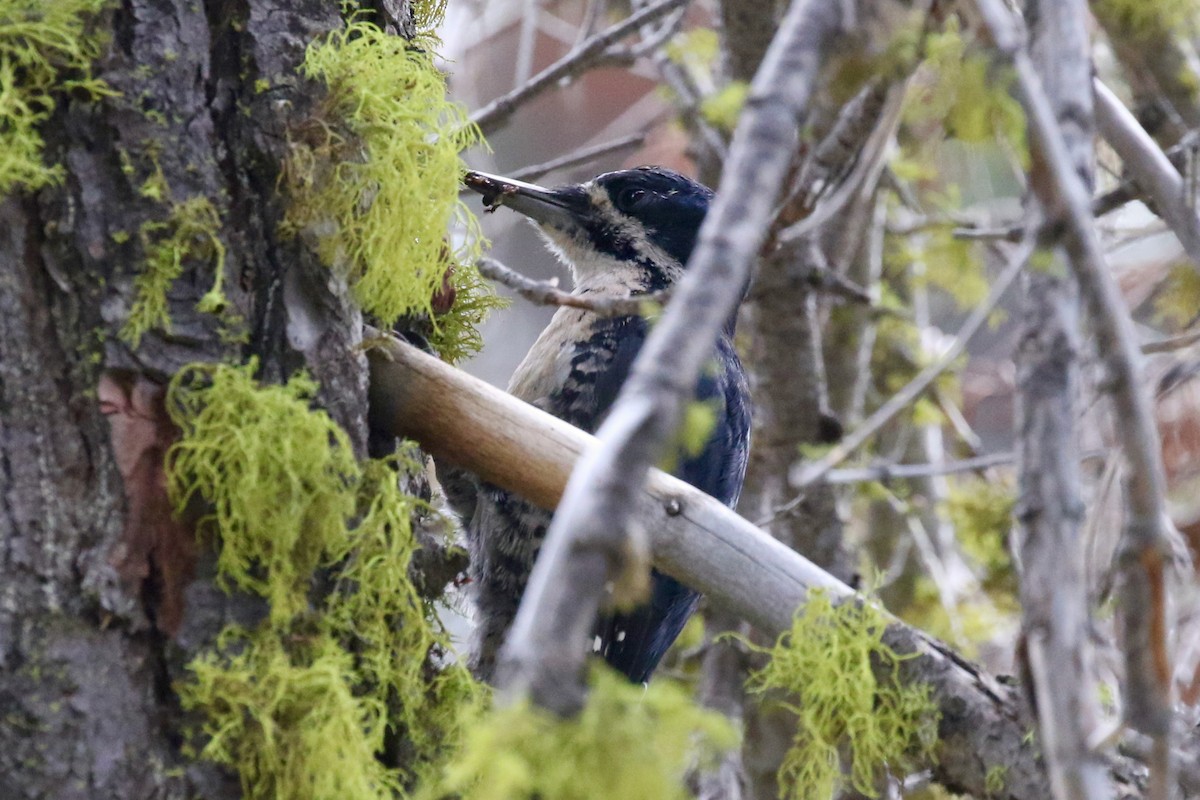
[735,250,854,800]
[1014,2,1112,800]
[0,2,401,796]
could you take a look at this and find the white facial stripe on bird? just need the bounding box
[583,182,685,274]
[524,182,685,286]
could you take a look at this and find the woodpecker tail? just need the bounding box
[593,570,700,683]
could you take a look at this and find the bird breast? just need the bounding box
[507,306,593,407]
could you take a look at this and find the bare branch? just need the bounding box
[823,451,1014,484]
[574,0,609,47]
[1092,132,1200,217]
[1141,330,1200,354]
[476,257,667,316]
[777,81,907,244]
[631,0,728,177]
[1012,3,1112,798]
[953,224,1024,242]
[1094,78,1200,268]
[790,235,1032,489]
[491,0,869,713]
[1121,732,1200,798]
[972,1,1175,795]
[782,79,892,221]
[609,3,686,60]
[364,334,1148,800]
[507,133,648,182]
[1091,2,1200,145]
[469,0,691,135]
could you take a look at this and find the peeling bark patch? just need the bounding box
[99,371,196,635]
[1140,546,1171,686]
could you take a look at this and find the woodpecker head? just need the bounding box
[464,167,713,292]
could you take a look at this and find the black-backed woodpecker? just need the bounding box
[457,166,751,683]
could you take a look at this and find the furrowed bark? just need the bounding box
[0,2,407,795]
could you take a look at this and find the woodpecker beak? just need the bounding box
[463,171,588,230]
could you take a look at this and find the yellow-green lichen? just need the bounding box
[182,631,407,798]
[121,195,227,347]
[679,396,719,458]
[903,201,989,312]
[944,476,1015,596]
[700,82,748,134]
[424,260,507,364]
[665,27,719,73]
[286,20,500,359]
[1155,261,1200,327]
[746,590,939,800]
[984,764,1008,795]
[166,363,357,623]
[138,157,169,201]
[167,362,482,796]
[427,666,736,800]
[409,0,449,39]
[902,575,1018,657]
[1093,0,1198,42]
[905,20,1026,161]
[0,0,112,194]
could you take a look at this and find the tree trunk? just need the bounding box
[0,2,399,796]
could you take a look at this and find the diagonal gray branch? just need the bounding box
[507,133,647,182]
[365,334,1150,800]
[490,0,866,713]
[469,0,690,135]
[476,257,669,316]
[1093,77,1200,268]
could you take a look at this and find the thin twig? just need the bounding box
[819,448,1114,486]
[609,4,686,61]
[784,79,890,218]
[1092,131,1200,217]
[777,81,907,244]
[953,224,1024,242]
[1141,330,1200,354]
[790,236,1033,489]
[934,385,984,453]
[802,262,873,304]
[469,0,691,135]
[1094,77,1200,267]
[507,133,647,182]
[477,257,667,316]
[574,0,608,48]
[822,451,1013,484]
[631,0,727,171]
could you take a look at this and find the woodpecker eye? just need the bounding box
[615,187,646,213]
